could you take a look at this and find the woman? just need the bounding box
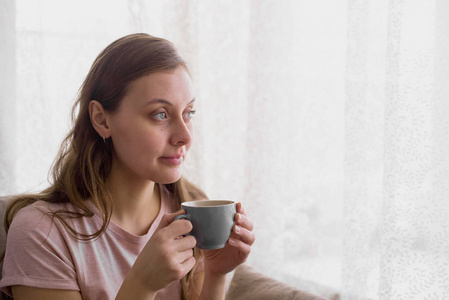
[0,33,255,300]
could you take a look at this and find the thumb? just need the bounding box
[156,209,186,230]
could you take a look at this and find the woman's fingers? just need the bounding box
[169,251,195,280]
[177,247,195,264]
[235,212,254,232]
[175,234,197,250]
[232,203,255,246]
[180,256,196,276]
[232,224,256,246]
[170,238,196,279]
[165,218,193,238]
[157,209,187,230]
[228,236,251,257]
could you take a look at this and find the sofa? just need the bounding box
[0,196,340,299]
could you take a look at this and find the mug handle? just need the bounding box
[174,213,191,222]
[174,213,192,237]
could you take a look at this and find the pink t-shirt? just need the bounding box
[0,185,183,299]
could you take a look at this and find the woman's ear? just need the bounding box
[89,100,111,138]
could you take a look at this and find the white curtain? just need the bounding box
[1,0,448,299]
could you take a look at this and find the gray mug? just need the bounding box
[174,200,236,249]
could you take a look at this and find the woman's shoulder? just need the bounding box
[7,202,65,249]
[14,200,76,219]
[8,199,103,249]
[10,200,89,234]
[11,200,64,227]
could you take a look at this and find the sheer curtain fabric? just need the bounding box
[1,0,448,299]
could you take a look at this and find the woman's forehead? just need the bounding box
[123,68,194,107]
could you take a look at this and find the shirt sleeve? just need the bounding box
[0,204,80,296]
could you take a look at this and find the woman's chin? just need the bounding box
[154,172,183,185]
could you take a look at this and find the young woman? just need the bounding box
[0,33,255,300]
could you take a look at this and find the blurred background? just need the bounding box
[1,0,449,299]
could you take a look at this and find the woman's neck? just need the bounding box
[106,162,162,235]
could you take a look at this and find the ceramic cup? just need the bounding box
[174,200,236,249]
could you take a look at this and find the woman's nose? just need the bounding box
[170,118,193,146]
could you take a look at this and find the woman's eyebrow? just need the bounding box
[143,98,195,107]
[143,99,172,107]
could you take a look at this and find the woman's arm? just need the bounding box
[114,272,157,300]
[195,202,256,300]
[11,286,82,300]
[198,271,227,300]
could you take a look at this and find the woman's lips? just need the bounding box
[160,155,184,166]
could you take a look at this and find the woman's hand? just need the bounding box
[202,202,255,275]
[118,210,196,298]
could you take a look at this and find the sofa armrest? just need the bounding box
[0,196,12,300]
[226,264,339,300]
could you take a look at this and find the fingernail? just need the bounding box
[229,238,236,245]
[234,225,241,233]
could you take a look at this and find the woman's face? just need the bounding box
[107,66,195,184]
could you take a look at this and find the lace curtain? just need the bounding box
[1,0,448,299]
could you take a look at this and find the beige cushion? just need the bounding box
[226,264,336,300]
[0,196,10,262]
[0,196,9,251]
[0,196,11,300]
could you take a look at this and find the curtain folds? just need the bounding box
[345,0,449,298]
[1,0,448,298]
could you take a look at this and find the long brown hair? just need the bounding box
[3,33,206,299]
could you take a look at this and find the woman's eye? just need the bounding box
[153,112,167,120]
[184,110,196,120]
